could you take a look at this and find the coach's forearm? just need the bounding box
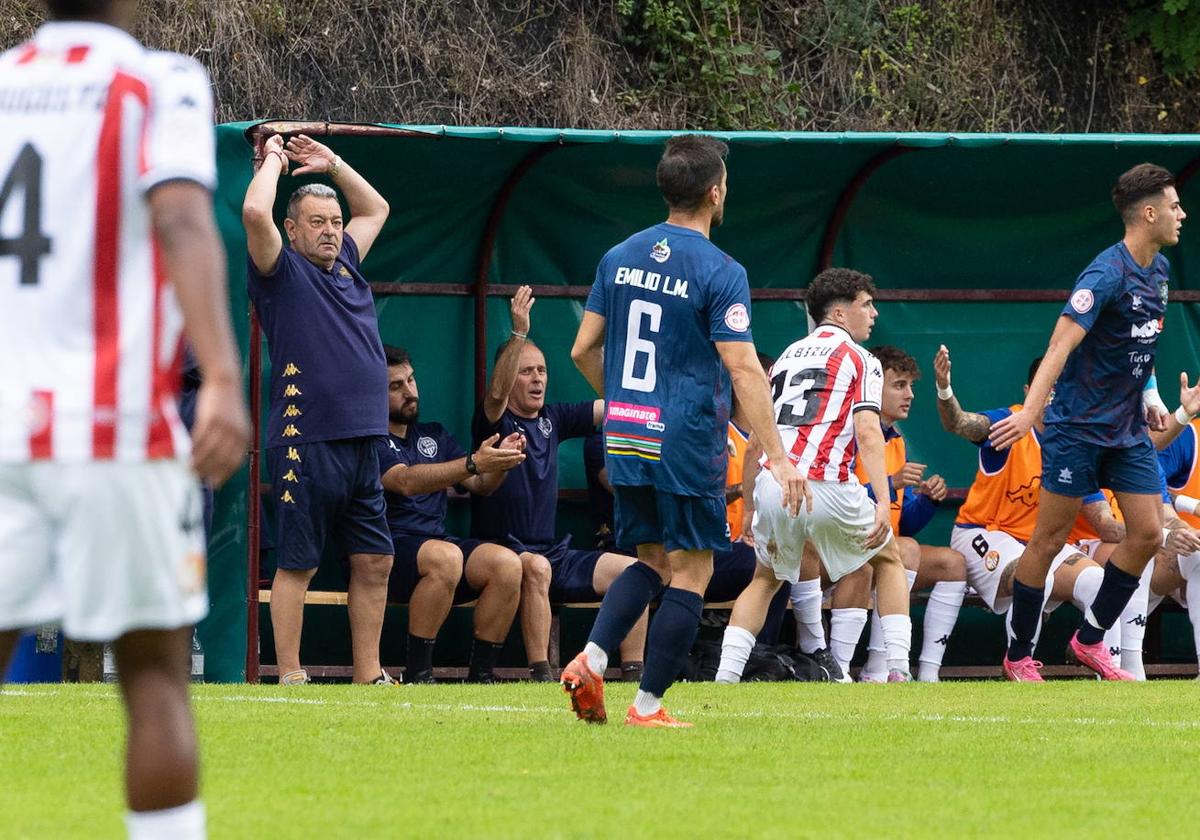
[331,159,389,222]
[387,460,472,496]
[242,153,284,225]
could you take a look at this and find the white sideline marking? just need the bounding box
[1,688,59,697]
[185,693,1200,731]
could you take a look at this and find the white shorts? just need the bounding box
[0,460,207,641]
[951,525,1083,614]
[751,472,891,585]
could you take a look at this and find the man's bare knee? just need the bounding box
[420,543,464,589]
[350,553,393,586]
[520,552,552,592]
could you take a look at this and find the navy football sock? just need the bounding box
[1006,579,1045,662]
[588,561,664,656]
[639,587,704,698]
[1077,562,1141,645]
[467,638,503,679]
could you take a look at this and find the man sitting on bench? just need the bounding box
[377,346,526,683]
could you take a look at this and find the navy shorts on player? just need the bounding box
[508,536,603,602]
[1041,425,1162,497]
[387,534,485,604]
[267,437,393,571]
[613,485,730,553]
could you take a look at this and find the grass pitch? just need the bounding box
[3,680,1200,838]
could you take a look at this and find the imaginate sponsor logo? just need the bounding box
[607,401,662,425]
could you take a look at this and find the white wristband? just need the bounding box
[1144,388,1168,414]
[1174,494,1200,516]
[936,384,954,401]
[1176,405,1196,426]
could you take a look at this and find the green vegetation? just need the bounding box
[4,680,1200,837]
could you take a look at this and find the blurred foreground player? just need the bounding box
[567,135,805,727]
[0,2,250,838]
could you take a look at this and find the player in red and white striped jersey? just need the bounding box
[717,268,914,683]
[0,2,248,837]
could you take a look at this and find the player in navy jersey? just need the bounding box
[244,133,396,686]
[566,135,805,727]
[473,287,649,682]
[989,163,1187,681]
[376,347,526,683]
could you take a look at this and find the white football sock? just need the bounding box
[715,625,756,684]
[1120,562,1154,681]
[880,613,913,673]
[905,569,918,592]
[632,689,662,716]
[127,801,205,840]
[791,578,826,654]
[1071,565,1103,611]
[862,610,888,680]
[583,641,608,675]
[1188,577,1200,677]
[918,580,966,682]
[829,607,868,675]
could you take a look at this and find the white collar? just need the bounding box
[35,20,142,52]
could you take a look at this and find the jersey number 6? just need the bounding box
[0,143,52,287]
[621,299,662,392]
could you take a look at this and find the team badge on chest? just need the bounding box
[417,436,438,458]
[538,417,553,438]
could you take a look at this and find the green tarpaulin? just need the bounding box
[202,123,1200,680]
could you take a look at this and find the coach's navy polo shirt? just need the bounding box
[470,401,595,546]
[376,423,466,538]
[247,233,388,448]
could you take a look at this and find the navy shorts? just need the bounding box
[508,536,603,602]
[705,541,756,602]
[1040,425,1162,497]
[267,437,394,571]
[387,534,485,604]
[613,485,730,553]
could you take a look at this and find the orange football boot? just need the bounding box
[624,705,693,728]
[561,652,607,724]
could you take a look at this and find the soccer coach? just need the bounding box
[243,133,395,685]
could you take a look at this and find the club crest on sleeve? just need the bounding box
[1070,289,1093,314]
[417,436,438,458]
[650,238,671,263]
[724,303,750,332]
[538,417,553,438]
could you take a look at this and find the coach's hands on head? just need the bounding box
[473,432,526,473]
[863,501,891,550]
[191,375,251,487]
[511,285,535,335]
[769,460,812,517]
[918,474,947,502]
[263,133,288,175]
[933,345,951,390]
[285,134,337,176]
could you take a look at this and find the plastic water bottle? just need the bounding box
[102,643,118,683]
[191,630,204,682]
[35,624,57,654]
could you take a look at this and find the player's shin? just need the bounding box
[790,577,825,654]
[1119,561,1154,680]
[586,561,664,674]
[918,581,966,682]
[640,588,704,705]
[1078,561,1143,645]
[829,608,867,676]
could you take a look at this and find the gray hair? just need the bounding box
[286,183,339,221]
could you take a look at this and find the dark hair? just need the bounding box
[869,345,920,380]
[806,268,877,322]
[383,345,410,368]
[656,135,728,212]
[44,0,111,18]
[1027,355,1043,386]
[1112,163,1176,224]
[493,338,541,365]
